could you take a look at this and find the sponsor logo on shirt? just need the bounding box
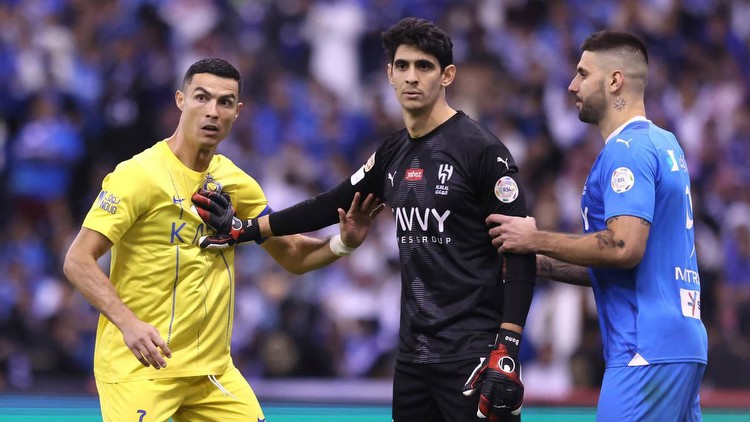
[675,266,700,285]
[404,168,424,181]
[97,190,120,214]
[610,167,635,193]
[680,288,701,319]
[393,206,452,245]
[494,176,518,203]
[666,149,688,173]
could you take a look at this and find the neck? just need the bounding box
[167,128,215,172]
[599,103,646,142]
[403,102,457,138]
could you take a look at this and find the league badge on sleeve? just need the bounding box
[494,176,519,203]
[610,167,635,193]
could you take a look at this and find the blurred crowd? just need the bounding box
[0,0,749,397]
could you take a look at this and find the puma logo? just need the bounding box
[388,171,396,186]
[497,157,509,169]
[616,138,632,147]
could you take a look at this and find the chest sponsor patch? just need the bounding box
[494,176,518,203]
[404,168,424,181]
[680,288,701,319]
[610,167,635,193]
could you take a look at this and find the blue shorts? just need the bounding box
[597,362,705,422]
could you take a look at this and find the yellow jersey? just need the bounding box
[83,140,268,383]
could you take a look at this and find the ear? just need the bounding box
[175,90,184,110]
[441,64,457,87]
[386,63,394,86]
[234,101,243,121]
[609,70,624,93]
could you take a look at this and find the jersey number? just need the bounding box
[685,185,694,230]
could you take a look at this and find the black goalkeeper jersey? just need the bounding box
[269,111,535,364]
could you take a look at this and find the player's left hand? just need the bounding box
[338,192,384,249]
[486,214,538,254]
[463,329,524,420]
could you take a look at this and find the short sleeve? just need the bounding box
[599,137,658,223]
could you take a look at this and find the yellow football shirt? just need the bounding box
[83,140,267,383]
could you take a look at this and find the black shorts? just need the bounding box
[392,358,521,422]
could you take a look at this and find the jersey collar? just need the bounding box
[604,116,649,144]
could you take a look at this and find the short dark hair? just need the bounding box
[581,30,648,65]
[182,58,242,94]
[381,17,453,70]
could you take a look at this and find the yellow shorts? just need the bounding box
[96,367,265,422]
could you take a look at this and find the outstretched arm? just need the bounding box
[487,214,650,269]
[63,228,172,368]
[260,193,384,274]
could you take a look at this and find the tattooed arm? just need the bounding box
[537,255,591,286]
[488,215,651,269]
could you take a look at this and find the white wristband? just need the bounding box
[329,234,356,257]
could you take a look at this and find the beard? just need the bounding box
[577,83,607,125]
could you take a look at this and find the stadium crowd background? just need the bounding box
[0,0,748,399]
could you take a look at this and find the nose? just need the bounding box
[568,77,578,94]
[404,66,417,84]
[205,100,219,118]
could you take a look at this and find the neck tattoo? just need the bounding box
[614,98,627,111]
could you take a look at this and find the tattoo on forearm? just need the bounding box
[595,229,625,250]
[538,256,591,286]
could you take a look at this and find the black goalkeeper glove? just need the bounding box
[190,188,261,249]
[462,329,524,420]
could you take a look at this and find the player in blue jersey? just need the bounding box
[487,30,708,421]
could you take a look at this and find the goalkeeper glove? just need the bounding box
[462,329,524,420]
[191,189,261,249]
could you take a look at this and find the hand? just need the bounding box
[191,189,261,249]
[119,317,172,369]
[486,215,538,254]
[191,188,234,232]
[338,192,384,249]
[463,330,524,420]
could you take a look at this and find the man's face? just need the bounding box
[569,51,607,125]
[387,44,451,114]
[176,73,241,149]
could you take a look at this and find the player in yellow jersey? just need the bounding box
[63,58,382,422]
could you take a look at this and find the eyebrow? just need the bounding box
[193,86,237,101]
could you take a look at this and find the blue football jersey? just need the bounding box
[581,117,708,368]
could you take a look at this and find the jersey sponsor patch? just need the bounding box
[404,168,424,181]
[494,176,518,203]
[350,166,365,185]
[96,190,120,214]
[680,288,701,319]
[364,152,375,172]
[610,167,635,193]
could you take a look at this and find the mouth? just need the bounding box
[403,90,421,99]
[201,124,219,135]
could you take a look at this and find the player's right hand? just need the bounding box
[463,329,524,420]
[120,318,172,369]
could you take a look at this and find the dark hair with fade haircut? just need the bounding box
[182,58,242,95]
[581,30,649,65]
[381,17,453,70]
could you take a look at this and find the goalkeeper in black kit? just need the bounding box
[193,17,535,422]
